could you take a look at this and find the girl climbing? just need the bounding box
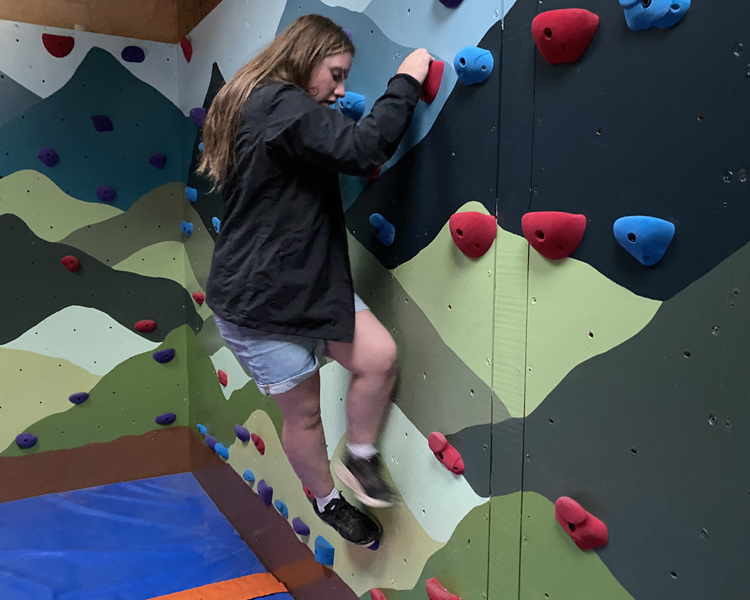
[198,14,432,547]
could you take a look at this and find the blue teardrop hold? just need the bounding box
[197,424,207,435]
[314,535,335,566]
[242,469,256,483]
[212,217,221,233]
[185,187,198,203]
[214,442,229,459]
[369,213,395,246]
[338,91,366,120]
[274,499,289,519]
[181,221,193,237]
[454,46,494,85]
[613,216,675,266]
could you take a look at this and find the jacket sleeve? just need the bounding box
[263,74,421,176]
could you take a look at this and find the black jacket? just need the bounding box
[206,73,421,342]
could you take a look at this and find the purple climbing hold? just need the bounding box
[205,434,217,449]
[343,29,353,42]
[234,424,251,442]
[95,185,117,202]
[155,413,177,425]
[258,479,273,506]
[38,148,59,168]
[121,46,145,63]
[190,107,207,128]
[153,348,176,363]
[293,517,311,536]
[369,539,380,551]
[439,0,464,6]
[148,154,167,169]
[91,115,114,132]
[68,392,89,405]
[15,433,38,449]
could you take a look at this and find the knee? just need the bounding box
[370,336,398,378]
[290,403,322,431]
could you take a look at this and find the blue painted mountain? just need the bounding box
[0,48,195,209]
[0,69,41,129]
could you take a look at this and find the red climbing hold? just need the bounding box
[532,9,599,65]
[366,165,382,184]
[420,60,444,104]
[426,577,461,600]
[134,319,157,333]
[60,255,80,272]
[251,433,266,455]
[554,496,609,550]
[180,36,193,63]
[521,211,586,260]
[449,212,497,258]
[428,432,465,475]
[192,291,205,306]
[370,590,387,600]
[303,484,315,501]
[217,369,228,386]
[42,34,75,58]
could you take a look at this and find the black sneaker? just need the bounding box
[312,493,381,547]
[334,450,395,508]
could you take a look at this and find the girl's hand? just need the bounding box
[397,49,434,84]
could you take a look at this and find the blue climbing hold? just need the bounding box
[293,517,310,536]
[205,434,217,449]
[181,221,193,237]
[274,499,289,519]
[68,392,89,405]
[613,216,675,267]
[15,433,38,449]
[121,46,146,63]
[314,535,335,566]
[91,115,114,132]
[95,185,117,202]
[338,92,366,120]
[234,425,251,442]
[148,154,167,169]
[185,186,198,203]
[258,480,273,506]
[155,413,177,425]
[153,348,176,363]
[212,217,221,233]
[198,142,204,153]
[242,469,256,483]
[619,0,690,31]
[37,148,59,168]
[214,442,229,459]
[454,46,494,85]
[369,213,395,246]
[197,424,207,435]
[190,107,207,128]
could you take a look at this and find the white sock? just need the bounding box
[316,487,340,512]
[348,443,377,460]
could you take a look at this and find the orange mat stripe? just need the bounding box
[148,572,288,600]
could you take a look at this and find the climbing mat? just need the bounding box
[0,473,293,600]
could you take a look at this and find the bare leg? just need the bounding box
[271,372,335,498]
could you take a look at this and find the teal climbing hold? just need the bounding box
[214,442,229,459]
[185,187,198,203]
[613,216,675,266]
[180,221,193,237]
[314,535,335,566]
[454,46,494,85]
[369,213,395,246]
[197,424,207,435]
[212,217,221,233]
[274,499,289,519]
[242,469,255,483]
[338,92,366,120]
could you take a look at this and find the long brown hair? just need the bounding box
[197,14,355,190]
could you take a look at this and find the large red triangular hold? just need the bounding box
[426,577,461,600]
[532,9,599,65]
[180,36,193,63]
[42,33,75,58]
[420,60,444,104]
[554,496,609,550]
[449,212,497,258]
[521,211,586,260]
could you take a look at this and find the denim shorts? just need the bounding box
[214,293,369,396]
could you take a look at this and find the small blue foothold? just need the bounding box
[274,499,289,519]
[95,185,117,202]
[214,442,229,459]
[91,115,114,132]
[338,91,366,120]
[205,434,217,449]
[293,517,310,536]
[454,46,494,85]
[314,535,335,566]
[619,0,689,31]
[190,107,207,128]
[68,392,89,405]
[148,154,167,169]
[242,469,256,483]
[258,480,273,506]
[185,187,198,203]
[197,424,207,435]
[181,221,193,237]
[121,46,146,63]
[38,148,59,168]
[613,216,675,267]
[369,213,395,246]
[15,433,38,449]
[198,142,204,152]
[212,217,221,233]
[234,425,251,442]
[155,412,177,425]
[153,348,176,363]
